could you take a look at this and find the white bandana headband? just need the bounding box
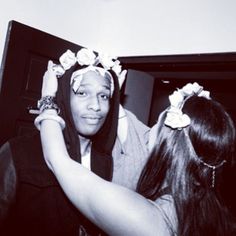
[70,65,114,95]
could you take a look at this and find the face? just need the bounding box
[70,70,111,137]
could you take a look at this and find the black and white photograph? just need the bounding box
[0,1,236,235]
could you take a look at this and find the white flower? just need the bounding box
[198,90,210,99]
[164,82,210,130]
[98,53,116,70]
[52,64,65,77]
[76,48,96,66]
[59,49,77,70]
[169,91,184,108]
[164,110,191,129]
[181,82,203,96]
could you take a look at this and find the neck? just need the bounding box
[78,135,91,156]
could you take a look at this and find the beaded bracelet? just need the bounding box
[34,113,66,130]
[37,96,60,114]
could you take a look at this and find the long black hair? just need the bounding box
[137,95,236,235]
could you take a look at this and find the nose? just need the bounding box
[87,96,101,111]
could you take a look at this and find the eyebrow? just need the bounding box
[79,84,111,91]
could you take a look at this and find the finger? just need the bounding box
[47,60,54,71]
[52,65,65,78]
[118,70,127,89]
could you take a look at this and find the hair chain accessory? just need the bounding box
[199,159,226,188]
[164,82,210,130]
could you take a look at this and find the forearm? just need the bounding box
[40,110,69,170]
[49,157,160,236]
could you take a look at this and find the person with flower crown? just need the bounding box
[0,48,150,236]
[39,78,236,235]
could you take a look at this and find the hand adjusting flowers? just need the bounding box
[34,60,65,130]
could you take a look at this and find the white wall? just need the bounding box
[0,0,104,64]
[1,0,236,63]
[99,0,236,56]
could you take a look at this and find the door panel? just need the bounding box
[123,69,154,125]
[0,20,82,145]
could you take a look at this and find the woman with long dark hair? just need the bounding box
[137,94,235,235]
[39,69,236,235]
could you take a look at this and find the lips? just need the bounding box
[82,115,103,124]
[83,115,102,119]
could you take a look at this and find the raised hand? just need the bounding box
[41,60,65,97]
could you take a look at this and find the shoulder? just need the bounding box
[0,141,15,173]
[2,132,58,187]
[3,132,48,174]
[0,141,11,158]
[8,131,40,148]
[0,132,42,174]
[124,109,150,144]
[149,195,177,235]
[7,132,41,156]
[125,109,150,131]
[0,141,17,222]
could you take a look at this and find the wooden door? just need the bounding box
[0,20,82,145]
[122,69,154,125]
[0,21,154,146]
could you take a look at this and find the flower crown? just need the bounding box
[52,48,127,95]
[52,47,125,80]
[164,82,210,129]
